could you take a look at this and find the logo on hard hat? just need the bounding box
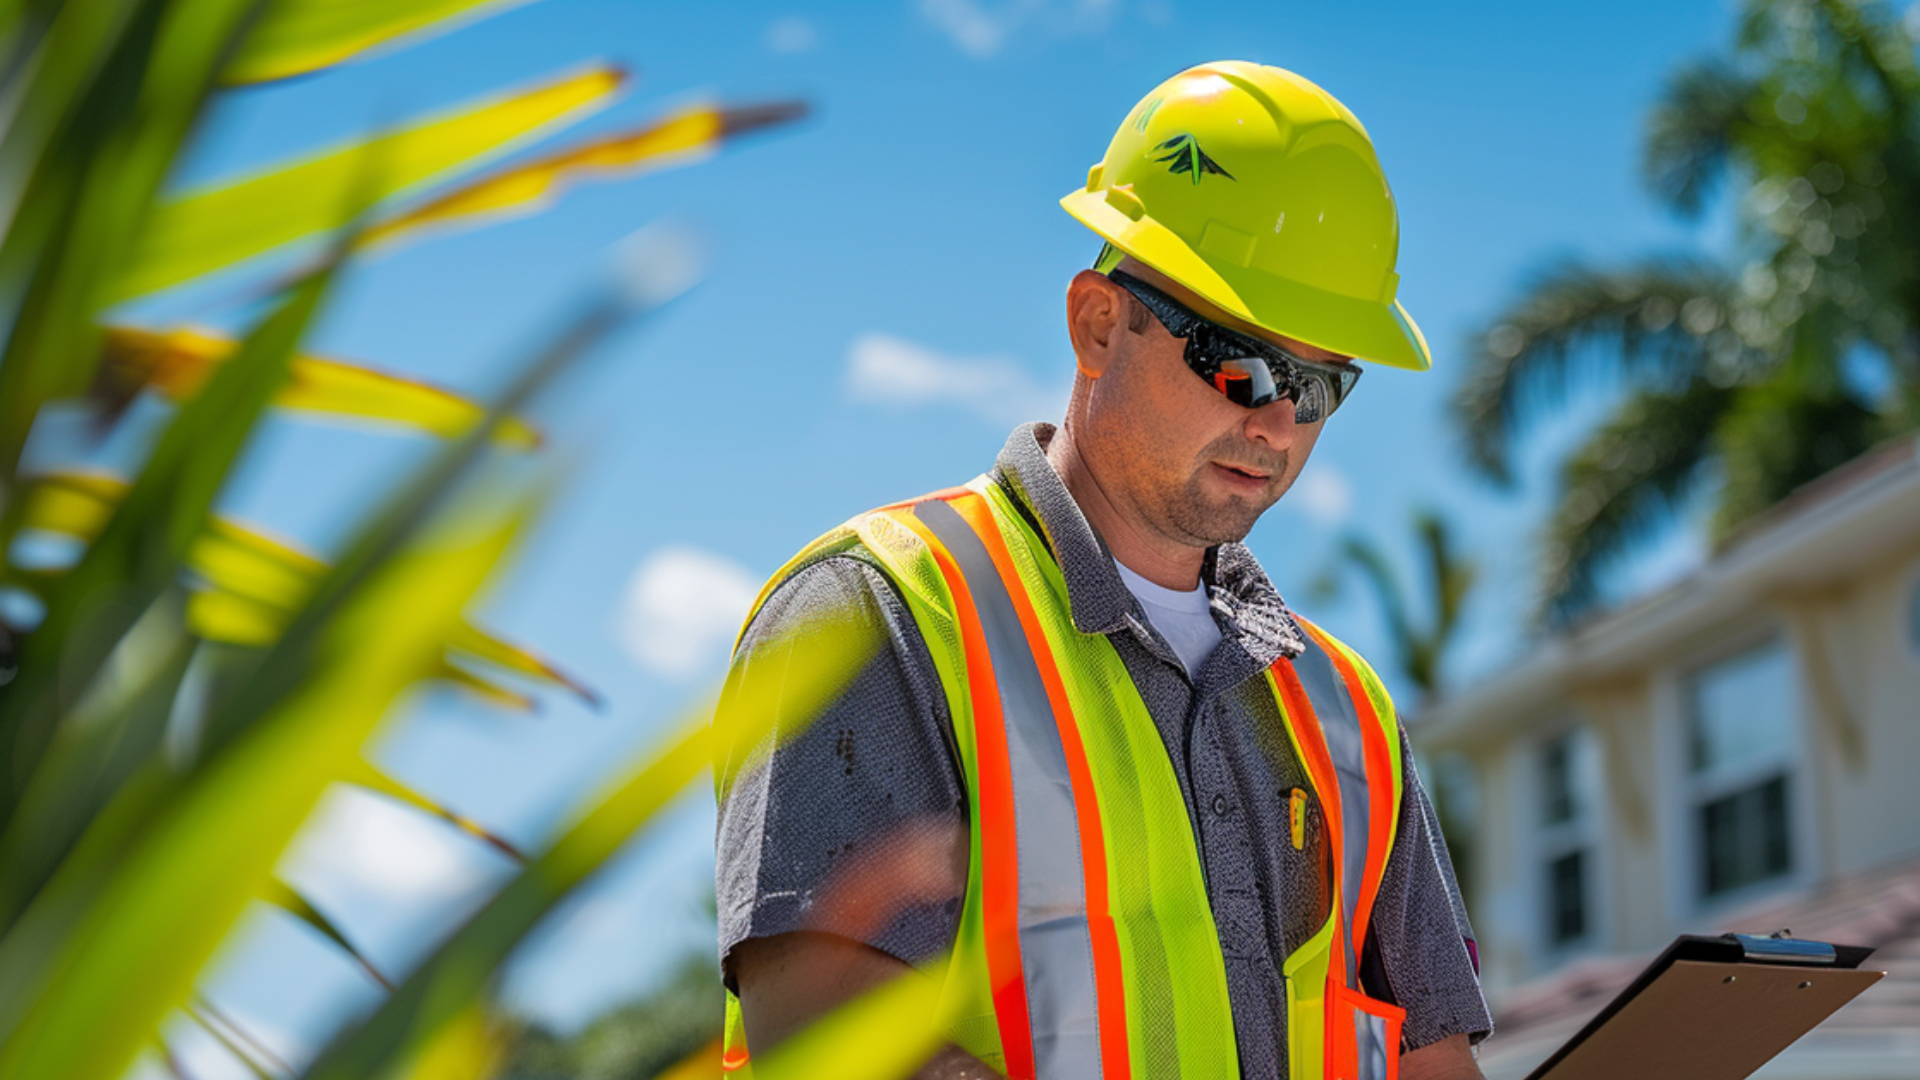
[1151,134,1233,184]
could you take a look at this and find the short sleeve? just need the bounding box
[1370,727,1494,1050]
[713,555,967,991]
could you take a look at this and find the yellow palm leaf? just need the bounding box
[445,621,598,707]
[362,100,807,251]
[16,476,591,702]
[98,326,542,448]
[116,63,626,303]
[183,562,593,708]
[191,518,327,610]
[433,657,538,713]
[12,471,124,540]
[227,0,537,85]
[185,590,284,647]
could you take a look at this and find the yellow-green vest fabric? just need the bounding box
[718,478,1407,1079]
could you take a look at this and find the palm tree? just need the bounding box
[1458,0,1920,623]
[1311,509,1477,712]
[1311,509,1480,908]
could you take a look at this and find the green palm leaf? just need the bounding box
[0,1,788,1075]
[1457,256,1752,483]
[298,612,879,1080]
[1313,510,1476,707]
[261,881,391,988]
[1643,60,1757,217]
[0,245,347,852]
[1536,379,1735,623]
[1711,363,1885,534]
[189,226,702,770]
[112,62,624,304]
[186,999,287,1080]
[0,500,528,1080]
[0,589,195,942]
[226,0,536,85]
[0,0,266,492]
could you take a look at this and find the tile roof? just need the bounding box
[1475,853,1920,1080]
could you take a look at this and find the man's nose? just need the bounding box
[1241,394,1300,450]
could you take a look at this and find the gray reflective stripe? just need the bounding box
[1295,634,1371,988]
[1355,1009,1391,1080]
[915,499,1104,1080]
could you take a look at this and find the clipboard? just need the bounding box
[1522,932,1884,1080]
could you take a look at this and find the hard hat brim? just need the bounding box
[1061,188,1433,372]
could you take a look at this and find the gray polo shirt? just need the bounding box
[715,423,1491,1077]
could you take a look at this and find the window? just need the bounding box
[1685,640,1799,899]
[1541,735,1578,825]
[1547,849,1587,943]
[1536,728,1597,949]
[1908,572,1920,656]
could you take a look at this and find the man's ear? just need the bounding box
[1067,269,1127,380]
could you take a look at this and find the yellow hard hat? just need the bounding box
[1061,61,1431,371]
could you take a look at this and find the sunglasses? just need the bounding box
[1107,269,1362,424]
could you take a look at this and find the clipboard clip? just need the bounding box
[1727,930,1837,965]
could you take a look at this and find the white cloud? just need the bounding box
[1289,463,1353,527]
[846,332,1064,425]
[916,0,1117,58]
[764,15,818,54]
[1069,0,1119,32]
[278,787,494,910]
[918,0,1022,57]
[613,546,760,679]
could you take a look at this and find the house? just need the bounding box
[1411,435,1920,1079]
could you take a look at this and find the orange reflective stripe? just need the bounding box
[948,491,1132,1080]
[1267,658,1348,987]
[1298,621,1398,961]
[892,506,1038,1079]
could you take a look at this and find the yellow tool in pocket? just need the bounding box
[1289,787,1307,850]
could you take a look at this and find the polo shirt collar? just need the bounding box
[989,422,1306,663]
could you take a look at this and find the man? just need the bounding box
[714,61,1491,1079]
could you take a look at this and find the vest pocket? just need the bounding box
[1283,971,1323,1080]
[1281,912,1337,1080]
[1329,982,1405,1080]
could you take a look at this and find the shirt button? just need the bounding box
[1211,793,1231,816]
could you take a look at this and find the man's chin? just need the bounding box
[1175,492,1269,545]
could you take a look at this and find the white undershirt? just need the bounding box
[1113,559,1222,680]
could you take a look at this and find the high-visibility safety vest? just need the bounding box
[719,479,1408,1079]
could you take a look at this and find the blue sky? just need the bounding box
[136,0,1756,1067]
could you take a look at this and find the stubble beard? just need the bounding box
[1162,440,1290,546]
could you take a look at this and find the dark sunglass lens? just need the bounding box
[1216,357,1279,407]
[1294,377,1330,424]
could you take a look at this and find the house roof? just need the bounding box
[1417,434,1920,751]
[1474,853,1920,1080]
